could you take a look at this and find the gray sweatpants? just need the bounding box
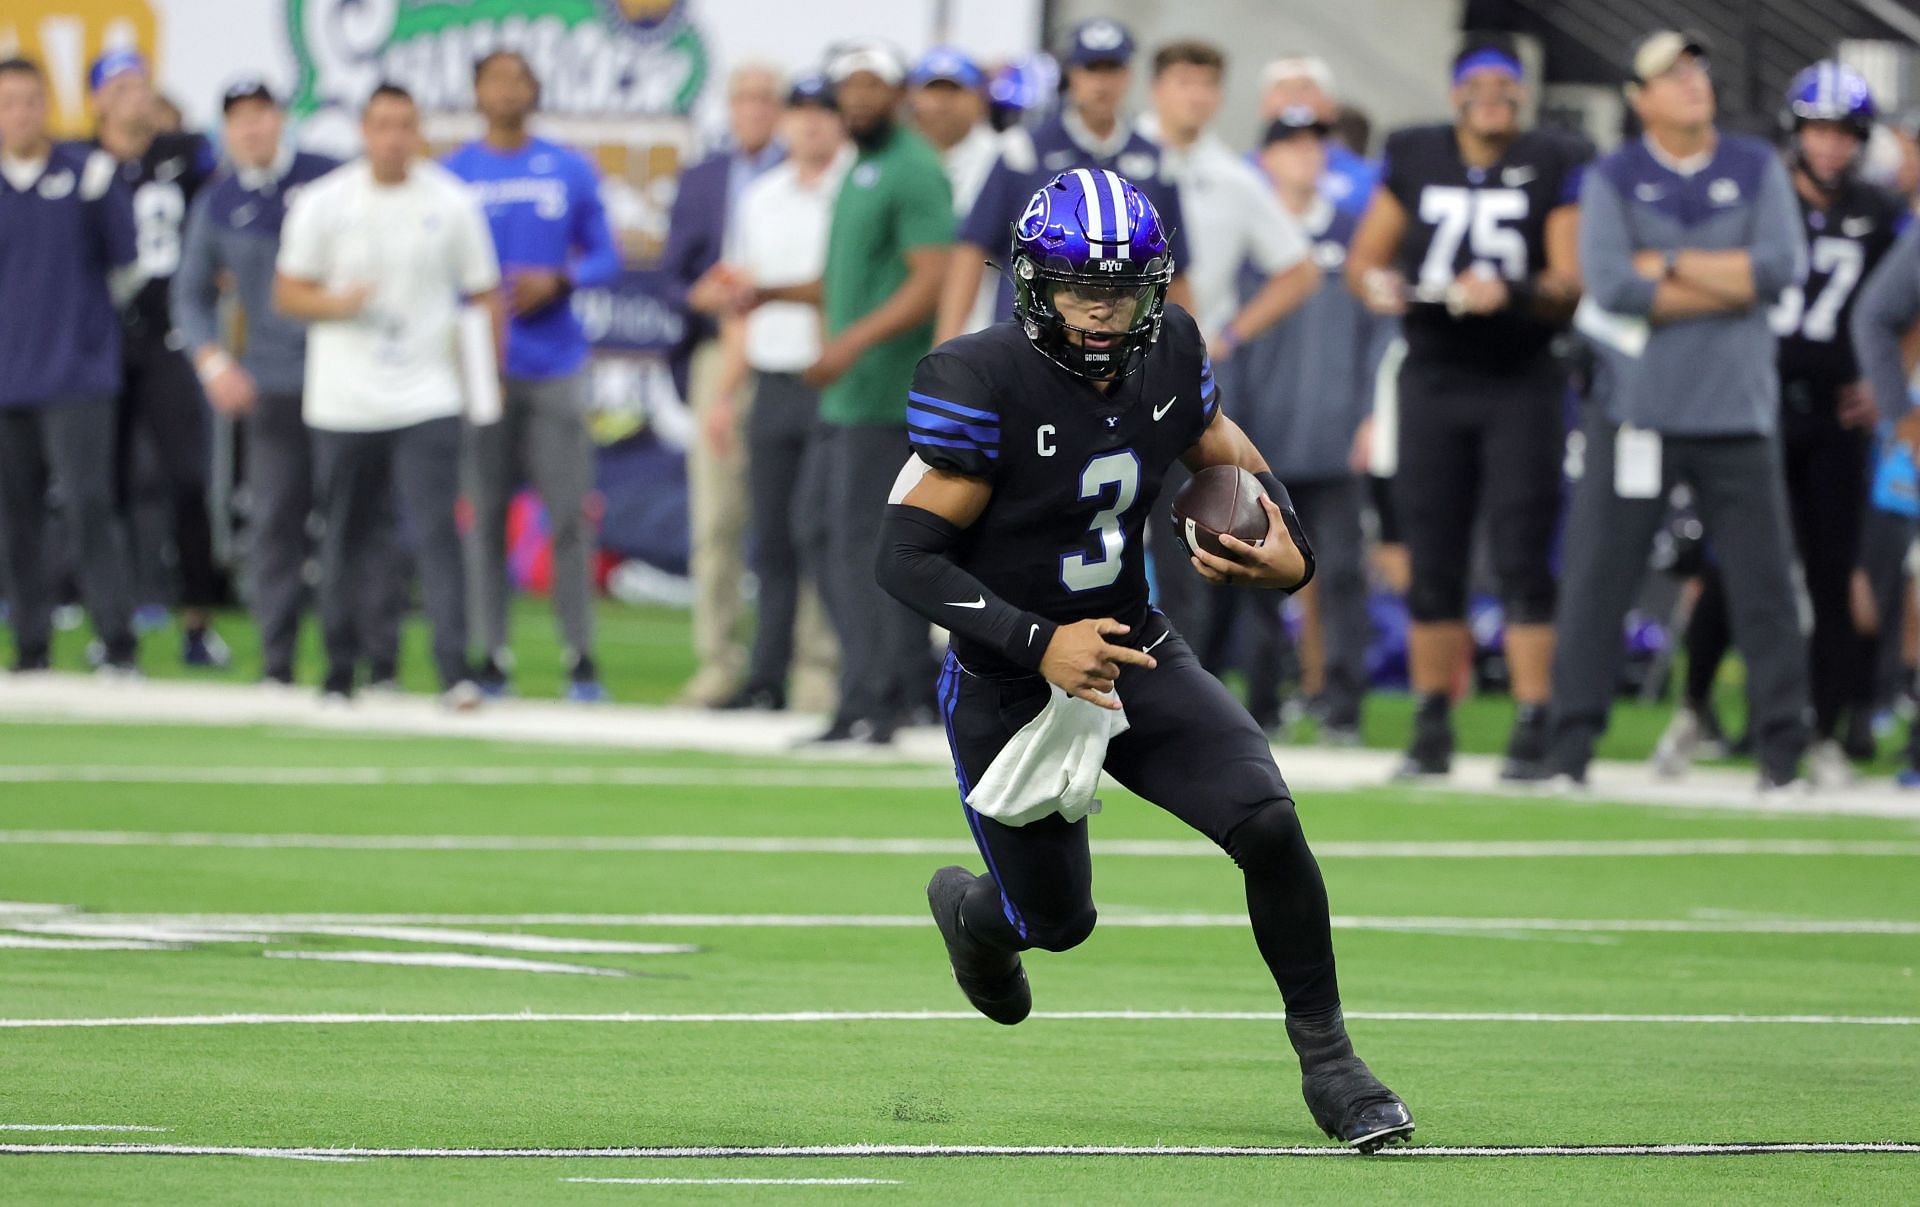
[821,423,932,726]
[1549,409,1810,768]
[463,372,595,661]
[315,416,467,689]
[247,392,401,679]
[743,371,828,693]
[0,396,134,661]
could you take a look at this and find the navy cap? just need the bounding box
[88,47,147,93]
[787,73,833,109]
[1263,105,1330,144]
[221,76,278,113]
[910,46,984,90]
[1065,18,1134,69]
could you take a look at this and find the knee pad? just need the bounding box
[1223,797,1307,876]
[1407,574,1467,623]
[1024,904,1097,953]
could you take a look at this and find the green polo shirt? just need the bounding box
[819,125,954,426]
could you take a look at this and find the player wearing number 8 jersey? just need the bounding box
[875,169,1413,1151]
[1346,36,1591,781]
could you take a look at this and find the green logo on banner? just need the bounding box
[285,0,708,119]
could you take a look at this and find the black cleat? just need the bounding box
[926,866,1030,1025]
[1500,703,1549,781]
[1300,1055,1415,1153]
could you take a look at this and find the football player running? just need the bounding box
[876,170,1414,1151]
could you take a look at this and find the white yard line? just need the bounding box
[0,935,178,951]
[263,951,627,977]
[0,766,950,790]
[0,1009,1915,1030]
[2,831,1916,859]
[563,1177,903,1185]
[0,1125,170,1133]
[13,909,1919,936]
[0,1141,1915,1159]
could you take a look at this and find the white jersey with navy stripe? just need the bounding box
[906,306,1218,672]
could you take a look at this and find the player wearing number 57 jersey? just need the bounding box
[1347,37,1591,782]
[876,170,1413,1151]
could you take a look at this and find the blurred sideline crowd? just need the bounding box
[5,17,1920,792]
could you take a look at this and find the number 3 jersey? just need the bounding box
[1380,123,1592,370]
[1771,176,1904,387]
[96,131,216,341]
[906,306,1218,673]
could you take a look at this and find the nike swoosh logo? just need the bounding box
[1502,167,1535,186]
[947,597,987,609]
[1143,630,1171,654]
[1028,622,1040,646]
[1153,396,1178,421]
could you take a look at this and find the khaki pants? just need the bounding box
[679,339,752,705]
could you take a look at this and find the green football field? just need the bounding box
[0,715,1916,1204]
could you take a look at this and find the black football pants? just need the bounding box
[936,608,1340,1018]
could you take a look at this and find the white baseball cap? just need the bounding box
[826,41,906,86]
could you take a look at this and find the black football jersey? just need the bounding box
[907,307,1219,672]
[98,131,215,339]
[1770,175,1905,386]
[1381,123,1592,369]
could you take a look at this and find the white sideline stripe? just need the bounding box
[263,951,627,977]
[0,1141,1915,1160]
[0,1125,170,1132]
[3,831,1916,859]
[0,765,950,789]
[12,920,696,956]
[0,935,176,951]
[564,1177,902,1185]
[28,910,1920,936]
[1,1009,1915,1030]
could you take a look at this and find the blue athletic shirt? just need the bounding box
[443,136,621,380]
[0,142,135,407]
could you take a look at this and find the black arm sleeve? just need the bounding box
[1255,470,1316,593]
[876,504,1058,672]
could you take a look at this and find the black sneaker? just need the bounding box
[1840,710,1877,763]
[718,683,786,712]
[11,647,50,674]
[799,718,859,747]
[320,666,355,703]
[1394,696,1452,779]
[1500,704,1549,781]
[473,652,511,699]
[926,866,1030,1025]
[1287,1011,1414,1153]
[566,653,607,704]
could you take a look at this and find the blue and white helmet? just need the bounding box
[1782,60,1875,139]
[1010,169,1174,380]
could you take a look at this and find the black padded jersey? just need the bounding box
[97,130,216,340]
[1772,174,1905,387]
[1380,123,1592,370]
[906,306,1219,673]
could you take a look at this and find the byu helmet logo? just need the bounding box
[1017,190,1050,239]
[1082,21,1124,51]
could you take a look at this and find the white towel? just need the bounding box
[964,684,1129,827]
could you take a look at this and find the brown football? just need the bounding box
[1170,465,1267,561]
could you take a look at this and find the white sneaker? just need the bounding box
[1652,709,1703,779]
[1806,740,1854,791]
[440,680,484,713]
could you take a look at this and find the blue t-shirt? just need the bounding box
[443,137,620,380]
[0,142,135,407]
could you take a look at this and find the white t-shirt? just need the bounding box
[278,159,501,432]
[943,123,1003,336]
[1141,117,1310,342]
[729,152,847,373]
